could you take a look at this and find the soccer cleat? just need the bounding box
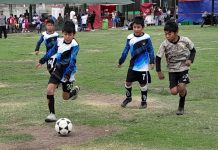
[71,86,80,100]
[121,97,132,108]
[176,107,184,115]
[45,113,57,122]
[139,101,147,109]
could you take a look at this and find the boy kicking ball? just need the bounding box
[36,21,80,122]
[156,21,196,115]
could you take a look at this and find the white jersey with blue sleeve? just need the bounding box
[119,33,155,72]
[39,38,79,82]
[35,31,59,52]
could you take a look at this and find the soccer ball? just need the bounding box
[55,118,73,136]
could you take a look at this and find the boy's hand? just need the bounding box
[149,64,154,70]
[63,76,69,82]
[35,51,39,55]
[157,71,165,80]
[117,64,122,68]
[185,60,192,66]
[36,63,43,69]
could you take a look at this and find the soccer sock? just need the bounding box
[47,95,55,114]
[140,85,148,103]
[179,91,187,108]
[125,84,132,98]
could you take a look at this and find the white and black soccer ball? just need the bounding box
[55,118,73,136]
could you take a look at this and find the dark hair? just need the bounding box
[62,21,76,34]
[46,19,55,25]
[164,21,178,32]
[133,16,144,28]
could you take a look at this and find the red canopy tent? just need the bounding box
[140,3,153,16]
[88,4,116,29]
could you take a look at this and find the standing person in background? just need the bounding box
[112,10,117,28]
[18,14,24,32]
[0,10,7,39]
[89,11,96,31]
[57,13,64,30]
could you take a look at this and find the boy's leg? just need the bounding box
[0,26,2,38]
[62,81,80,100]
[139,84,148,109]
[176,83,187,115]
[169,70,189,115]
[138,71,151,109]
[121,82,132,107]
[45,83,58,122]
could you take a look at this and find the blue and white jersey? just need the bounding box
[119,33,155,72]
[35,31,59,52]
[39,38,79,82]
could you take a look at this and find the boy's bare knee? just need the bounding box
[47,90,54,96]
[170,88,178,95]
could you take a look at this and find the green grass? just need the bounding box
[0,25,218,149]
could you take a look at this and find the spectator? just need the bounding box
[89,11,96,31]
[57,13,64,30]
[0,10,7,39]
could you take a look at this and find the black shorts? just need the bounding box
[169,70,190,89]
[48,74,73,93]
[126,69,151,84]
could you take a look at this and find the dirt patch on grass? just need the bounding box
[0,83,8,88]
[0,125,115,150]
[82,93,166,109]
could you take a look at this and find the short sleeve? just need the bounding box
[156,42,165,58]
[185,37,194,50]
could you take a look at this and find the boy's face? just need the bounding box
[63,32,75,43]
[133,23,144,36]
[164,31,178,42]
[46,23,55,32]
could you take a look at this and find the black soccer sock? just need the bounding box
[140,85,148,103]
[47,95,55,114]
[125,85,132,98]
[179,91,187,108]
[141,91,148,102]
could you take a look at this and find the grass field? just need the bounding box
[0,25,218,150]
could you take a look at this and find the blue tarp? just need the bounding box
[178,0,218,23]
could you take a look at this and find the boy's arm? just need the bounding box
[118,39,130,66]
[35,34,44,53]
[186,37,196,65]
[63,45,79,80]
[147,38,155,64]
[156,43,165,80]
[188,47,196,63]
[39,43,58,64]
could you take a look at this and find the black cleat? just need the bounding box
[139,101,147,109]
[71,86,80,100]
[121,97,132,107]
[176,107,184,115]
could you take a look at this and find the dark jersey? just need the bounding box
[39,38,79,82]
[35,31,59,52]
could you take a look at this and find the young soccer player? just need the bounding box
[36,21,80,122]
[156,21,196,115]
[118,16,155,109]
[34,19,59,73]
